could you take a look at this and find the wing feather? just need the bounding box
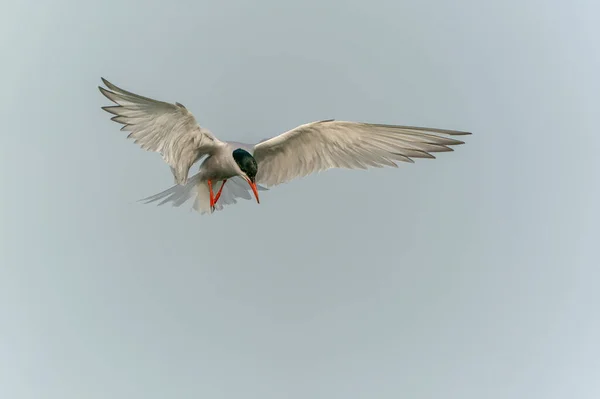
[253,120,471,187]
[99,78,222,184]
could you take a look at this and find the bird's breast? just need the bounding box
[200,154,239,181]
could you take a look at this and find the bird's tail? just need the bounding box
[139,173,268,215]
[139,173,211,214]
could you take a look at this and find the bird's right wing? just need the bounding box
[252,120,471,187]
[99,78,223,185]
[140,175,268,215]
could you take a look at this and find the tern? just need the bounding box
[99,78,471,214]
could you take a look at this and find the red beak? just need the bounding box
[246,178,260,204]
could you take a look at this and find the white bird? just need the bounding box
[99,78,471,214]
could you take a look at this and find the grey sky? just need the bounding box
[1,0,598,398]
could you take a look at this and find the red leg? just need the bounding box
[207,179,215,210]
[213,179,227,204]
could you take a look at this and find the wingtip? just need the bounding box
[100,77,122,93]
[98,85,111,96]
[101,105,120,115]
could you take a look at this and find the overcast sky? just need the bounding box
[1,0,598,398]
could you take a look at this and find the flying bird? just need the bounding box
[99,78,471,214]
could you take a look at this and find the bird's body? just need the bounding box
[99,78,471,214]
[197,143,246,181]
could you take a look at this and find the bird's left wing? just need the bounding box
[252,120,471,187]
[99,78,223,185]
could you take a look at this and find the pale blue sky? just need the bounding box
[1,0,598,398]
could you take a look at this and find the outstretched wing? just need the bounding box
[252,120,471,187]
[140,175,268,215]
[99,78,223,185]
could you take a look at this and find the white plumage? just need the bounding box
[139,176,269,215]
[99,78,471,214]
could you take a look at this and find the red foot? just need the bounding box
[214,179,227,204]
[208,180,215,211]
[208,179,228,212]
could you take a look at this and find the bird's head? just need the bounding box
[232,148,260,204]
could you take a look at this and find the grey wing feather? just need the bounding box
[99,78,222,184]
[252,120,471,187]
